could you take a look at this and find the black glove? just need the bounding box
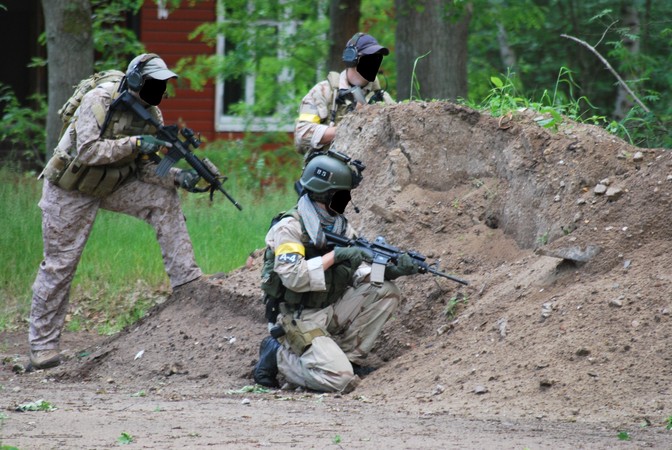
[136,135,171,155]
[175,169,201,192]
[334,247,371,268]
[384,253,420,280]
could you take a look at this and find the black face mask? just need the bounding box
[356,54,383,83]
[139,79,167,106]
[329,190,351,214]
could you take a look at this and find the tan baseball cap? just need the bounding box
[127,53,178,80]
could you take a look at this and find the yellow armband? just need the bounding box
[276,242,305,257]
[297,113,321,124]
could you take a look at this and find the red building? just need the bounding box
[140,1,222,142]
[0,0,293,147]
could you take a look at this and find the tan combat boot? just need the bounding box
[29,349,61,370]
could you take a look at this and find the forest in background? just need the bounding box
[169,0,672,148]
[1,0,671,172]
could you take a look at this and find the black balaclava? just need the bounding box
[356,54,383,83]
[329,190,352,214]
[139,78,167,106]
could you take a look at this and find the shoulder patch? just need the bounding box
[278,253,300,264]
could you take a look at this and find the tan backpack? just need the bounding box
[57,69,125,138]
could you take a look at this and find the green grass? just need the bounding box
[0,164,298,333]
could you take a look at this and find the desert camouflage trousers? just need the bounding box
[276,280,400,392]
[29,178,202,351]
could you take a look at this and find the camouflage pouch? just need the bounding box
[55,159,86,191]
[260,247,284,299]
[280,314,326,356]
[39,149,73,184]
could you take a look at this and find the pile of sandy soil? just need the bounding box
[2,102,671,448]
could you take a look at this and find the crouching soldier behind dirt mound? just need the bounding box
[28,53,207,371]
[253,150,419,393]
[294,32,395,158]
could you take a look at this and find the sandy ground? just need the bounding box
[2,102,672,449]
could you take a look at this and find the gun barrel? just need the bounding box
[426,267,470,285]
[184,151,243,210]
[216,184,243,210]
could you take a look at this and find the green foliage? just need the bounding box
[94,296,158,336]
[605,106,671,148]
[467,0,545,103]
[467,67,614,132]
[0,167,43,327]
[0,86,47,168]
[15,399,56,412]
[175,0,329,124]
[666,415,672,431]
[360,0,397,97]
[90,0,145,71]
[202,134,302,191]
[227,385,271,394]
[410,51,431,101]
[117,432,134,445]
[0,0,148,170]
[0,143,299,333]
[467,0,672,147]
[617,431,631,441]
[444,293,468,319]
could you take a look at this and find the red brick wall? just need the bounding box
[141,1,227,143]
[140,1,289,146]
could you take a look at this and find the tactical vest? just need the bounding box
[261,208,355,314]
[48,82,161,197]
[327,71,387,125]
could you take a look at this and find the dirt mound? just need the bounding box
[57,102,672,428]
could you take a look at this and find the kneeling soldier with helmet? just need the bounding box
[254,150,418,393]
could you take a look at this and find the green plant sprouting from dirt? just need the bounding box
[15,399,56,412]
[445,294,468,319]
[469,67,600,131]
[465,66,670,147]
[117,432,134,445]
[410,51,431,101]
[617,431,631,441]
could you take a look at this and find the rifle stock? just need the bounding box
[324,231,469,286]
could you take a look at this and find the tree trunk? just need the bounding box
[497,22,517,73]
[41,0,93,157]
[327,0,361,74]
[395,0,472,101]
[613,1,640,119]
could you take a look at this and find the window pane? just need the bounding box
[221,37,244,115]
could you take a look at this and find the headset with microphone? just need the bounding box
[126,53,160,92]
[342,32,365,68]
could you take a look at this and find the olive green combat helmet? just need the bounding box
[300,150,365,195]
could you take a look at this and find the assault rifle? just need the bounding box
[325,231,469,286]
[107,91,242,210]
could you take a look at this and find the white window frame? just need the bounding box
[214,2,296,132]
